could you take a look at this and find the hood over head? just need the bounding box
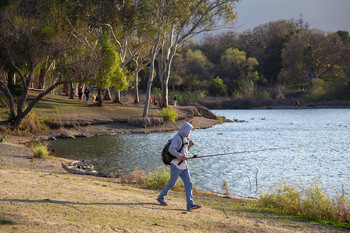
[178,122,193,137]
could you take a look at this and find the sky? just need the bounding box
[233,0,350,32]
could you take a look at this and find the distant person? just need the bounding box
[84,87,90,102]
[157,122,201,211]
[78,86,83,101]
[173,95,178,106]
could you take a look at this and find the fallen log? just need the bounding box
[61,163,122,178]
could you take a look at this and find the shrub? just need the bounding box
[33,143,49,158]
[160,106,178,123]
[145,165,180,190]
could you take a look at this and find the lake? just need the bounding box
[49,109,350,198]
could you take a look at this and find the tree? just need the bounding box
[280,29,350,92]
[0,0,96,127]
[219,48,259,95]
[209,77,227,96]
[91,37,126,107]
[156,0,239,108]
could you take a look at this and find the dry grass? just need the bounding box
[14,112,49,134]
[256,179,350,228]
[127,116,164,128]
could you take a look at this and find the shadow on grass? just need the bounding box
[0,219,16,225]
[0,199,185,211]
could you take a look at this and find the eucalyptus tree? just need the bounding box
[156,0,239,108]
[0,0,96,128]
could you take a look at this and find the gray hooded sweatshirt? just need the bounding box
[169,122,193,169]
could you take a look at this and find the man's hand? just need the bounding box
[189,140,194,148]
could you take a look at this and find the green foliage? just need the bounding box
[145,165,180,190]
[173,90,207,105]
[308,79,328,101]
[33,143,49,158]
[236,78,255,98]
[257,179,350,225]
[256,87,272,99]
[160,106,178,123]
[92,36,126,91]
[308,72,349,101]
[209,77,227,96]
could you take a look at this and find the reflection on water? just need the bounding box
[50,109,350,198]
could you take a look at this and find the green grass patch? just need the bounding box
[33,143,49,158]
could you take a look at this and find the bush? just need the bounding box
[160,106,178,123]
[33,143,49,158]
[145,165,180,190]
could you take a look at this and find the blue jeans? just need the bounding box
[158,164,194,209]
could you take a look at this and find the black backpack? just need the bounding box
[161,135,184,165]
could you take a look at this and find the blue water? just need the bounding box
[49,109,350,198]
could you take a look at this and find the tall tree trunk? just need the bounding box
[134,69,140,104]
[159,48,176,108]
[114,90,122,104]
[97,88,103,107]
[143,37,160,117]
[69,83,74,99]
[37,68,46,89]
[305,66,317,91]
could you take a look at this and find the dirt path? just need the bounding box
[0,142,347,232]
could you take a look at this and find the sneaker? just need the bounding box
[187,204,201,211]
[156,198,168,206]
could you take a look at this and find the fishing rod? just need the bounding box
[186,147,294,160]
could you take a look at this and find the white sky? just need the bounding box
[233,0,350,32]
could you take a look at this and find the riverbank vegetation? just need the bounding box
[255,179,350,229]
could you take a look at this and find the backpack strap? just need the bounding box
[177,135,186,165]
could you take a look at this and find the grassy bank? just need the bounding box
[0,141,348,233]
[1,165,347,232]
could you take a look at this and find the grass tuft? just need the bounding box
[33,143,49,158]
